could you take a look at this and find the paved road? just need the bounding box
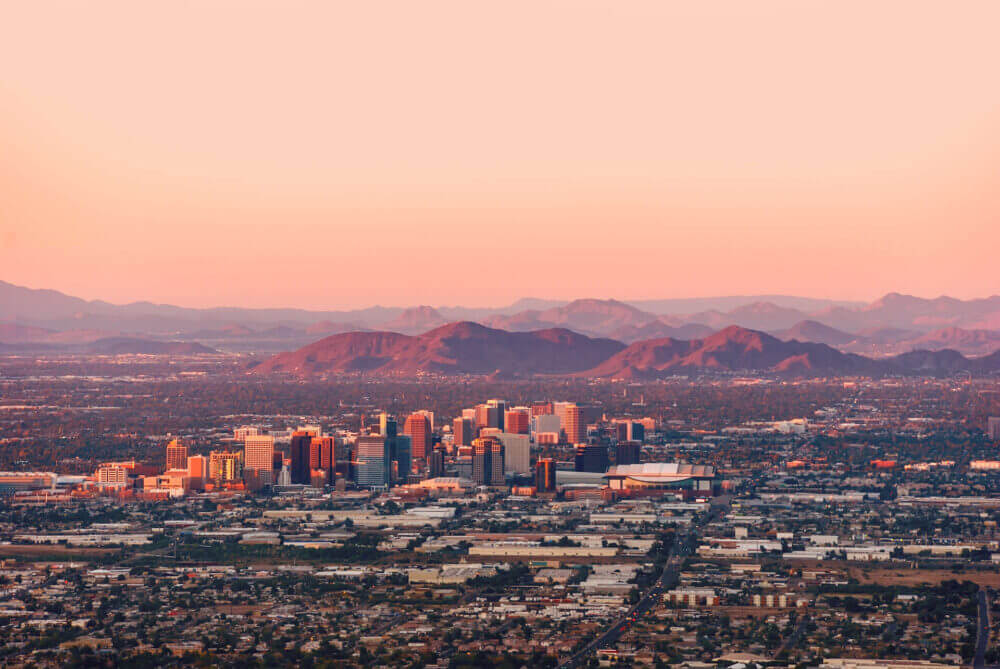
[975,587,990,669]
[773,616,809,660]
[557,505,723,669]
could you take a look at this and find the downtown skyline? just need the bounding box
[3,3,1000,668]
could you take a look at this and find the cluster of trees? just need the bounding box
[468,563,530,593]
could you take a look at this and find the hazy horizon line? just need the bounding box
[6,278,1000,314]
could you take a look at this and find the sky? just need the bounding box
[1,1,999,309]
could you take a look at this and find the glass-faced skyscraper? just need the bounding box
[355,432,410,487]
[472,436,505,486]
[391,434,411,483]
[355,434,388,488]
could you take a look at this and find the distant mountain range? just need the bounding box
[251,322,1000,378]
[773,321,1000,357]
[0,333,217,355]
[85,338,218,355]
[379,306,449,335]
[482,299,656,339]
[2,280,1000,358]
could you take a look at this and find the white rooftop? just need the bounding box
[604,463,715,478]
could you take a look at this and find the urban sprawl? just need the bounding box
[1,365,1000,669]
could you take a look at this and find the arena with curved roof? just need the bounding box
[603,463,716,494]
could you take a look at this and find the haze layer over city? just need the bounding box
[2,2,1000,668]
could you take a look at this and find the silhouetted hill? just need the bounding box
[813,293,1000,332]
[856,326,921,344]
[609,320,714,344]
[585,326,878,377]
[380,306,448,334]
[900,327,1000,357]
[0,280,404,332]
[776,320,858,346]
[681,302,811,331]
[485,299,658,337]
[884,348,974,373]
[252,321,625,376]
[0,322,115,345]
[834,326,1000,357]
[304,321,369,336]
[0,322,56,343]
[86,338,218,355]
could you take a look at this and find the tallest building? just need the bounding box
[403,413,432,460]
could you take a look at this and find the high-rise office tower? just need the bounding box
[355,434,388,488]
[290,431,313,484]
[308,438,321,471]
[474,404,500,431]
[379,412,397,438]
[335,442,353,483]
[504,409,530,435]
[472,436,505,486]
[989,417,1000,441]
[403,413,433,460]
[429,446,446,478]
[535,458,556,492]
[627,421,645,443]
[616,441,641,466]
[390,434,412,483]
[453,417,475,447]
[574,444,609,473]
[413,409,434,431]
[309,436,336,485]
[473,404,488,430]
[499,433,530,475]
[165,439,188,471]
[320,437,337,480]
[187,455,207,490]
[533,413,561,439]
[243,435,275,484]
[209,451,243,484]
[487,399,508,431]
[559,404,585,444]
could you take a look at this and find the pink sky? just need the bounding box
[1,1,998,309]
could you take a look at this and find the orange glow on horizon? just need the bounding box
[1,1,998,309]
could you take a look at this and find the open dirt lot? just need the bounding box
[848,566,1000,587]
[0,544,114,560]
